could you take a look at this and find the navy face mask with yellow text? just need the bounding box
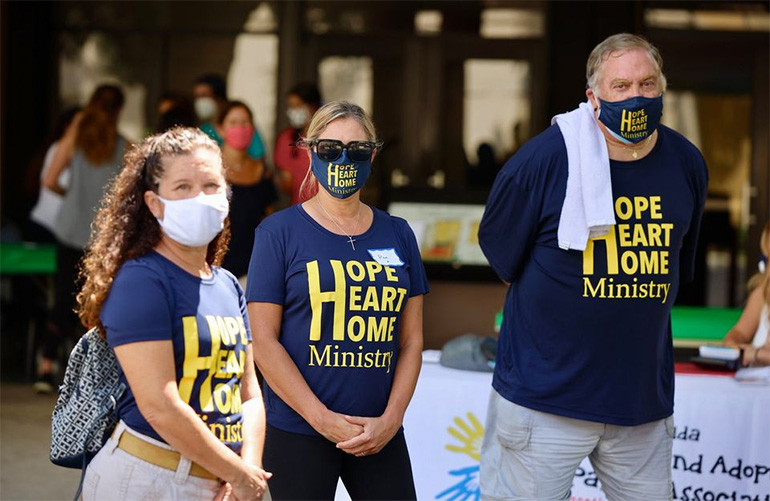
[311,150,371,198]
[597,94,663,144]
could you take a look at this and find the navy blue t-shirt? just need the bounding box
[246,204,429,435]
[101,251,252,452]
[479,124,708,426]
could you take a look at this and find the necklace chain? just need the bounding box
[316,198,361,250]
[618,134,654,159]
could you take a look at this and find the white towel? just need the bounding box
[552,101,615,251]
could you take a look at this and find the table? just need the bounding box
[0,243,57,378]
[671,306,742,347]
[397,360,769,501]
[0,243,56,275]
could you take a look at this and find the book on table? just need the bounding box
[698,345,740,361]
[691,345,742,371]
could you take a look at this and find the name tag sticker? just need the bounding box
[367,248,405,267]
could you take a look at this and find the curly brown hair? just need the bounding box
[77,127,231,334]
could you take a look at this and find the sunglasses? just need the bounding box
[307,139,382,163]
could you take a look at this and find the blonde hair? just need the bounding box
[748,222,770,307]
[586,33,667,95]
[298,101,379,201]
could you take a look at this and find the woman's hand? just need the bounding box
[335,414,401,456]
[740,344,755,366]
[212,482,234,501]
[741,344,768,367]
[229,464,272,501]
[313,409,364,444]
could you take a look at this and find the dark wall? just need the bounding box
[546,1,641,118]
[2,2,56,229]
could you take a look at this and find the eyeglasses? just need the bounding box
[307,139,382,163]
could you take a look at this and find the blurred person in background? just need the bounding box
[34,84,127,393]
[155,91,197,133]
[77,127,270,500]
[193,73,266,163]
[723,222,770,367]
[26,106,81,243]
[218,101,277,281]
[274,82,322,205]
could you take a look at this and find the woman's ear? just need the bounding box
[144,190,163,220]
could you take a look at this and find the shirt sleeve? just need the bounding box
[679,153,709,283]
[478,167,541,283]
[100,263,173,346]
[246,225,287,304]
[234,277,253,342]
[398,218,429,297]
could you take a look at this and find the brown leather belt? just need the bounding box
[115,430,218,480]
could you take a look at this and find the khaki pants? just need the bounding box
[480,389,674,501]
[82,421,221,501]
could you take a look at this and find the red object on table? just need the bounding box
[674,361,735,376]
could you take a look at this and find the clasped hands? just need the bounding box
[316,410,400,457]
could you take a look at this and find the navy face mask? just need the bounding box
[310,150,371,199]
[597,94,663,144]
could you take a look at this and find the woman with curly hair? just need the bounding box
[77,127,271,500]
[35,84,127,393]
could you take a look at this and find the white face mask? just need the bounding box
[194,97,218,122]
[286,107,310,129]
[156,192,228,247]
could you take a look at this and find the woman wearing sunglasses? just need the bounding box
[246,101,428,499]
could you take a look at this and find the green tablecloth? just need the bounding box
[670,306,740,345]
[0,243,56,275]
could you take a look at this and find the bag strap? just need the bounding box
[72,395,122,501]
[71,329,126,501]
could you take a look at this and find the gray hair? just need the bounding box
[586,33,667,94]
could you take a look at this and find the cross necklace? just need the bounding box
[316,198,361,250]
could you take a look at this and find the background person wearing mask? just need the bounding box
[274,82,321,205]
[35,84,127,394]
[217,101,277,281]
[193,73,266,163]
[247,101,427,499]
[77,127,270,500]
[478,33,708,500]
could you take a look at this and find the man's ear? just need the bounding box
[586,88,599,110]
[144,190,163,220]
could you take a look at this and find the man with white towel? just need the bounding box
[478,33,708,500]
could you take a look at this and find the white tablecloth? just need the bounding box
[399,361,770,501]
